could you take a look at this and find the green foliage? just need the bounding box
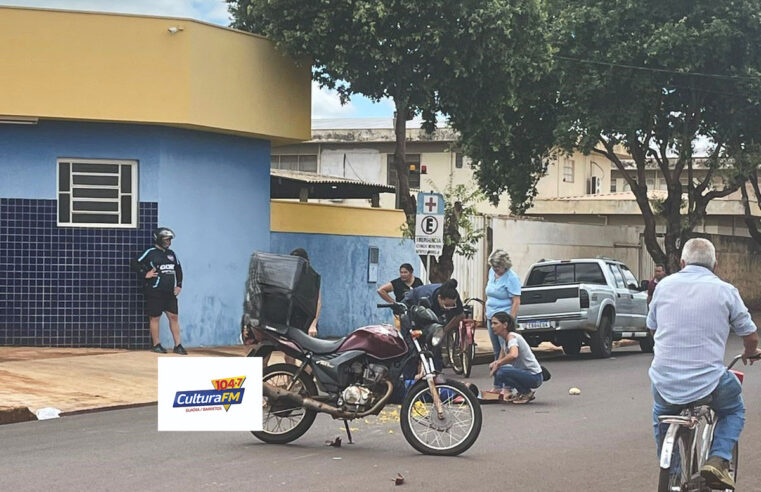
[546,0,761,262]
[227,0,556,215]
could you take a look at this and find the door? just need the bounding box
[607,263,632,328]
[619,263,648,329]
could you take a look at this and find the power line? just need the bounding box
[555,55,761,82]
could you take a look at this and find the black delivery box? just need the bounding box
[242,252,320,336]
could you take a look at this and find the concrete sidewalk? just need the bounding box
[0,327,504,425]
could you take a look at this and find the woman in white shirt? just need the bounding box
[488,311,543,404]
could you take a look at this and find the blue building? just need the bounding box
[0,7,310,348]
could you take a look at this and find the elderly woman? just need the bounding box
[485,249,522,361]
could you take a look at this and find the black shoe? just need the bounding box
[700,456,735,490]
[173,344,187,355]
[151,343,167,354]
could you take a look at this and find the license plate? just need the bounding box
[523,320,553,330]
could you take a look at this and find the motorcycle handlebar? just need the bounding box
[377,303,395,308]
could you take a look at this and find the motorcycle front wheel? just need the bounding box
[400,377,482,456]
[252,363,318,444]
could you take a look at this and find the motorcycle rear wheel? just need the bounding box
[252,363,318,444]
[400,378,482,456]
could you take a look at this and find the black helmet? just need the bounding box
[153,227,175,245]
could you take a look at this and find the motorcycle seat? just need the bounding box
[287,326,346,354]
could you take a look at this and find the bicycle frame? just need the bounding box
[658,354,748,487]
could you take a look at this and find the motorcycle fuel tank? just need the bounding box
[338,324,408,360]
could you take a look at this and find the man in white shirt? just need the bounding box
[648,238,760,490]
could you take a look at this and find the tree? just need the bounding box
[544,0,761,272]
[227,0,552,277]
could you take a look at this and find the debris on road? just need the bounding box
[35,407,61,420]
[325,437,342,447]
[393,473,405,485]
[569,387,581,395]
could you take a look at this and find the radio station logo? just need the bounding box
[173,376,246,413]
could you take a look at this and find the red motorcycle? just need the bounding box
[243,302,482,456]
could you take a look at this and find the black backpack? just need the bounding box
[541,365,552,382]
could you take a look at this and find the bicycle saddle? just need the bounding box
[286,326,346,354]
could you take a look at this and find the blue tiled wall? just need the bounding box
[0,198,158,348]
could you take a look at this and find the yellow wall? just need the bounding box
[271,200,407,237]
[0,7,310,144]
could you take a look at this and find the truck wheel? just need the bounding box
[589,315,613,358]
[561,338,582,356]
[639,333,654,353]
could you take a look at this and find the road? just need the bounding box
[2,336,760,492]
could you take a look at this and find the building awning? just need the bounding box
[270,170,395,205]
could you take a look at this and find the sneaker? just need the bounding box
[173,344,188,355]
[512,391,536,404]
[151,343,167,354]
[700,456,735,490]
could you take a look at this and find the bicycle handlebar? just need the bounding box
[727,352,761,371]
[463,297,485,305]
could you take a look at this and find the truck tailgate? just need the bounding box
[519,285,581,318]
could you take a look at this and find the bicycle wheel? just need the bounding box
[658,428,694,492]
[447,328,464,375]
[461,341,475,378]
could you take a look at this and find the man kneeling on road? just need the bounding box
[648,238,760,490]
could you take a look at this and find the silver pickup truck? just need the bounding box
[516,258,651,358]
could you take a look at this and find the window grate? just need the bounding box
[57,159,138,228]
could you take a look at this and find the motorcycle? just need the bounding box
[244,301,482,456]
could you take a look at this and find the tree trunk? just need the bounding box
[393,97,416,224]
[662,182,684,273]
[741,181,761,244]
[420,201,463,283]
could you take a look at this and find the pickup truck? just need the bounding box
[515,258,651,358]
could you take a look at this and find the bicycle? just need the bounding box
[657,353,761,492]
[445,297,484,378]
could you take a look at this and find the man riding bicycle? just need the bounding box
[648,238,761,490]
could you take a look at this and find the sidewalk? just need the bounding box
[0,327,515,426]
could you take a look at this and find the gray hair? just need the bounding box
[488,249,512,271]
[681,238,716,270]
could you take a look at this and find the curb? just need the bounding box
[60,401,157,417]
[0,406,37,425]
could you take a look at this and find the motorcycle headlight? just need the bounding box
[429,324,445,347]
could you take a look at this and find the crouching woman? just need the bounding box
[489,311,543,404]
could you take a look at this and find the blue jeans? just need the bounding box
[493,365,543,394]
[652,370,745,461]
[486,319,501,361]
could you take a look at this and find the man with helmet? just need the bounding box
[131,227,186,354]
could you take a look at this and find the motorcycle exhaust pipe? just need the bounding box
[263,380,394,419]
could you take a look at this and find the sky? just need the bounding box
[0,0,393,120]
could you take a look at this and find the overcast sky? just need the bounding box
[0,0,393,120]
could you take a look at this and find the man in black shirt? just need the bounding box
[131,227,186,354]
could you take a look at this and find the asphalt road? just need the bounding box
[2,336,760,492]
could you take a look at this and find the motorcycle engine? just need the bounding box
[339,363,388,408]
[341,385,372,406]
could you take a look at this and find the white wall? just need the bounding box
[320,148,382,182]
[491,218,642,283]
